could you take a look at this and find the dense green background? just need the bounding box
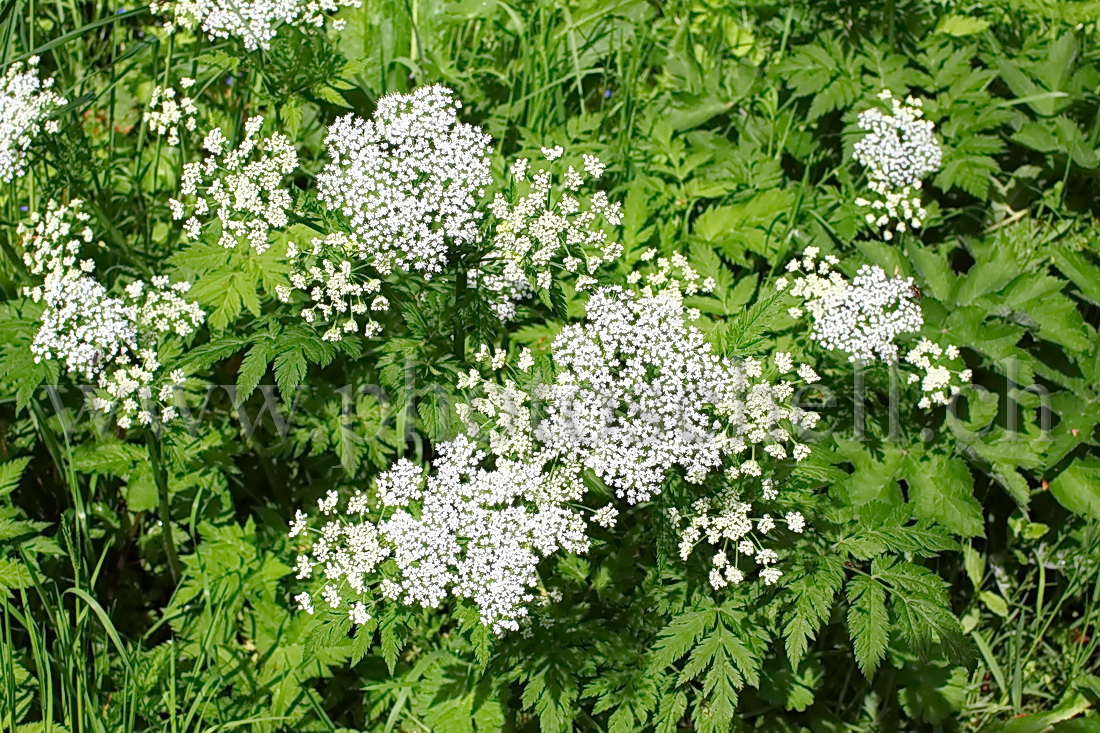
[2,0,1100,730]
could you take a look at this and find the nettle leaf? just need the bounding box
[846,575,889,676]
[904,453,984,538]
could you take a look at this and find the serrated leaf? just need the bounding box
[235,340,273,406]
[0,457,30,498]
[905,453,984,538]
[648,608,710,673]
[379,612,402,674]
[273,347,308,398]
[846,575,889,677]
[784,554,845,664]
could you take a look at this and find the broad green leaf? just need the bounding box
[934,15,991,36]
[904,453,984,538]
[1050,459,1100,518]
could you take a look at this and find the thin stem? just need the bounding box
[147,430,182,583]
[453,263,467,361]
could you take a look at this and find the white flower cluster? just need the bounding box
[852,90,942,240]
[293,433,589,634]
[292,278,819,630]
[469,268,534,322]
[671,491,806,589]
[152,0,359,51]
[145,79,197,146]
[537,284,814,504]
[485,149,623,294]
[904,338,972,409]
[317,86,492,278]
[783,248,923,362]
[170,117,297,254]
[0,57,65,183]
[20,200,203,428]
[276,233,388,342]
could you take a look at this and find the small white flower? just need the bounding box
[349,602,371,625]
[0,58,66,182]
[295,592,315,614]
[592,504,618,528]
[152,0,361,50]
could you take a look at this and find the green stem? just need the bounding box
[886,0,896,46]
[147,431,182,583]
[453,264,467,361]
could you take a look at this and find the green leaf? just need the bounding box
[846,575,888,676]
[874,558,972,665]
[904,453,984,538]
[653,688,687,733]
[0,457,30,498]
[648,608,710,673]
[379,611,403,674]
[273,346,308,398]
[783,554,845,664]
[1050,459,1100,518]
[235,340,274,406]
[934,15,991,36]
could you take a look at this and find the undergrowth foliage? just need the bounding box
[1,0,1099,731]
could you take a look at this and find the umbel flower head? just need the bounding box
[145,78,198,146]
[483,148,623,295]
[20,200,204,428]
[781,249,970,409]
[317,85,493,279]
[170,116,298,255]
[276,233,388,342]
[852,90,942,240]
[784,248,924,362]
[291,272,819,632]
[536,282,814,504]
[0,57,66,183]
[904,338,972,409]
[152,0,360,51]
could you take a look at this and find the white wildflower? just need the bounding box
[852,90,941,238]
[789,253,923,362]
[318,86,491,278]
[145,83,198,146]
[152,0,361,50]
[172,117,297,254]
[19,200,203,428]
[592,504,619,528]
[0,57,65,182]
